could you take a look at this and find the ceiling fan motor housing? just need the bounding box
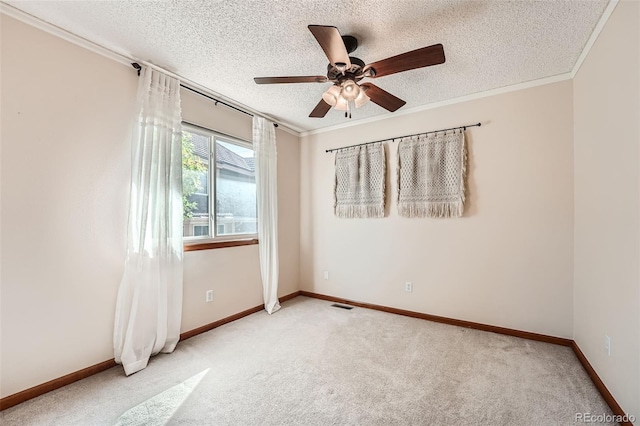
[327,56,366,81]
[341,35,358,54]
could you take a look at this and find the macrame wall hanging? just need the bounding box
[333,143,386,218]
[329,123,479,219]
[396,130,466,218]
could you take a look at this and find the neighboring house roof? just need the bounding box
[216,143,254,172]
[191,133,209,158]
[244,157,255,170]
[189,133,254,173]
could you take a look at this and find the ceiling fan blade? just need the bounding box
[254,76,328,84]
[308,25,351,69]
[309,99,331,118]
[360,83,406,112]
[365,44,445,78]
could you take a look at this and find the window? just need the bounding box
[182,123,257,242]
[193,225,209,236]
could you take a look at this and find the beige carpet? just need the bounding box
[1,296,613,425]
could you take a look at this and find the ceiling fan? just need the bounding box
[254,25,445,118]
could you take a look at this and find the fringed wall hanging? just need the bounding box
[328,123,479,219]
[334,143,386,218]
[397,129,467,218]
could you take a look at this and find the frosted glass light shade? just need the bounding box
[354,88,370,108]
[322,85,341,106]
[334,96,349,111]
[341,80,360,101]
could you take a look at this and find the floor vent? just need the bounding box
[331,303,354,310]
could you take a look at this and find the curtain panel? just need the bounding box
[253,117,280,314]
[114,66,184,375]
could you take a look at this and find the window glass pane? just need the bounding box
[193,225,209,236]
[215,139,257,236]
[182,130,210,237]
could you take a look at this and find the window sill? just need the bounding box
[184,238,259,252]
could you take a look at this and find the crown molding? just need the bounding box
[0,2,130,66]
[571,0,619,78]
[0,2,302,136]
[299,72,572,137]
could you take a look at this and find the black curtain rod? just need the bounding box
[325,122,481,153]
[131,63,277,127]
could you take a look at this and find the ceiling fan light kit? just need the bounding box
[254,25,445,119]
[322,82,371,118]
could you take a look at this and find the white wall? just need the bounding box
[0,15,300,398]
[0,14,135,398]
[573,0,639,419]
[300,80,575,339]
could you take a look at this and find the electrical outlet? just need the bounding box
[604,334,611,356]
[323,271,329,280]
[405,282,413,292]
[206,290,213,303]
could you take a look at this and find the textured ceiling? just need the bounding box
[5,0,609,132]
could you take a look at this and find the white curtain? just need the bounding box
[114,66,184,375]
[253,117,281,314]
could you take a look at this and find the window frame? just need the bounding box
[182,122,258,249]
